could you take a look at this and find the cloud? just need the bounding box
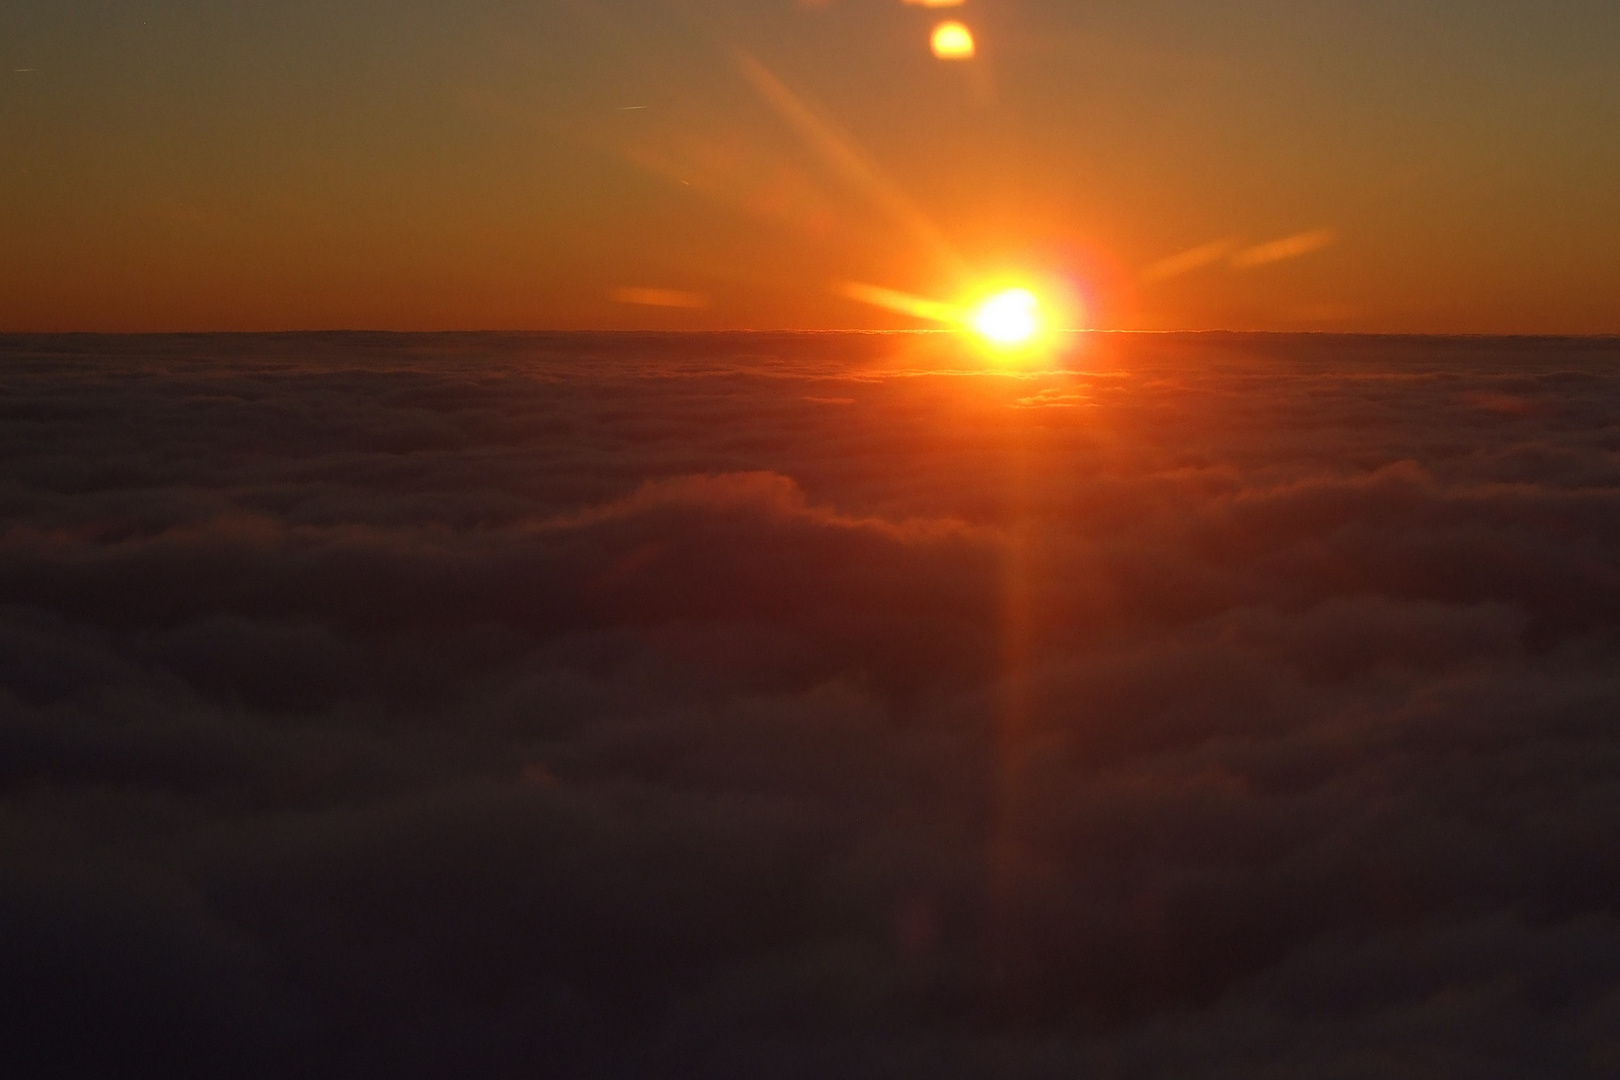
[1140,238,1240,282]
[1143,230,1336,282]
[2,331,1620,1076]
[1230,228,1337,269]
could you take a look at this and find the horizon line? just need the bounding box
[4,328,1620,341]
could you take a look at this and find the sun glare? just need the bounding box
[930,22,976,60]
[972,288,1042,348]
[835,278,1075,356]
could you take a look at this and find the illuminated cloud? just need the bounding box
[1141,237,1241,282]
[931,21,976,60]
[904,0,966,7]
[1013,387,1091,408]
[1143,230,1337,284]
[1231,227,1337,268]
[610,286,709,308]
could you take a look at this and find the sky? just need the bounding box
[5,330,1620,1076]
[4,0,1620,332]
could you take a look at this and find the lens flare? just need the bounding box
[972,288,1041,347]
[931,22,976,60]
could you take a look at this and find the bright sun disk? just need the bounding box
[972,288,1041,347]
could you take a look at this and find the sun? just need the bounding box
[971,288,1042,348]
[834,278,1074,354]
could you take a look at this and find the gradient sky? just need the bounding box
[4,0,1619,332]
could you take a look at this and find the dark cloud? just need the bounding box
[3,331,1620,1077]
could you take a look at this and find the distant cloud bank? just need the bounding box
[2,331,1619,1077]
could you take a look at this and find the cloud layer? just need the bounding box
[3,331,1620,1077]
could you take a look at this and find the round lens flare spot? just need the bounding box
[931,21,976,60]
[971,288,1041,347]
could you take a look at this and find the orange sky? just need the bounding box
[4,0,1619,333]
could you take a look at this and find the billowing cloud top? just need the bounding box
[3,331,1620,1077]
